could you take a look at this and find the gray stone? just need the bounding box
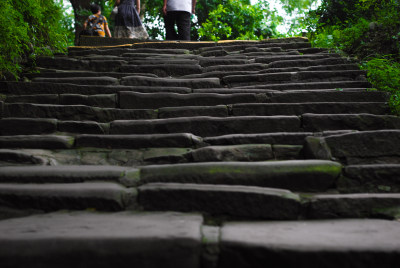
[140,160,342,192]
[199,58,249,67]
[88,60,128,72]
[219,219,400,268]
[223,72,292,87]
[32,77,119,86]
[204,132,314,145]
[110,116,302,136]
[303,113,400,132]
[0,101,3,119]
[120,64,203,77]
[267,57,352,68]
[272,144,303,160]
[232,102,389,116]
[0,135,74,149]
[139,183,301,219]
[0,211,203,268]
[240,81,371,90]
[255,54,338,64]
[158,106,229,118]
[188,144,274,162]
[0,118,57,135]
[0,149,47,165]
[75,133,202,149]
[58,121,109,134]
[307,193,400,219]
[5,94,59,104]
[121,76,221,89]
[118,92,261,109]
[0,182,135,211]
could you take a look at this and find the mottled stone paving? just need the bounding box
[0,37,400,267]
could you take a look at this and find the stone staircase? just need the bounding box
[0,37,400,267]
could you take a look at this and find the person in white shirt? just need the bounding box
[162,0,197,40]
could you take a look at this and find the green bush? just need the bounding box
[361,58,400,115]
[0,0,69,80]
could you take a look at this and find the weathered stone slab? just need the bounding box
[239,81,371,90]
[110,116,302,136]
[26,70,158,80]
[188,144,274,162]
[255,54,339,64]
[120,64,202,77]
[5,94,59,104]
[119,92,262,109]
[58,121,109,134]
[60,94,117,108]
[121,76,221,89]
[182,71,257,79]
[267,57,352,68]
[233,102,389,116]
[0,135,74,149]
[303,114,400,132]
[35,56,87,70]
[199,58,249,67]
[0,165,129,183]
[204,63,266,73]
[130,48,190,54]
[219,219,400,268]
[139,183,301,220]
[269,90,390,103]
[204,132,314,145]
[4,103,156,123]
[345,164,400,186]
[223,72,292,87]
[0,149,47,165]
[0,118,57,135]
[126,58,199,65]
[272,144,303,160]
[0,182,134,211]
[193,88,274,94]
[87,60,128,72]
[307,193,400,219]
[0,211,203,268]
[0,101,3,119]
[158,105,229,118]
[140,160,342,192]
[32,77,119,86]
[75,133,202,149]
[261,63,361,74]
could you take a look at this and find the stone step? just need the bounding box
[119,64,202,77]
[223,70,367,87]
[139,160,342,192]
[110,116,301,136]
[204,131,353,146]
[25,70,158,80]
[5,94,117,108]
[268,90,389,103]
[138,183,301,220]
[232,102,389,116]
[3,104,156,122]
[204,63,267,73]
[219,219,400,268]
[0,135,74,149]
[0,82,193,95]
[181,70,259,79]
[302,113,400,132]
[125,58,199,64]
[121,76,221,89]
[118,92,265,109]
[341,164,400,193]
[254,53,340,64]
[261,63,360,73]
[0,182,134,211]
[267,57,354,68]
[304,130,400,165]
[239,80,371,90]
[306,193,400,219]
[0,211,203,268]
[32,77,119,86]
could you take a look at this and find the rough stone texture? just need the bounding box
[120,64,203,77]
[0,101,3,119]
[158,105,229,118]
[5,94,59,104]
[272,144,303,160]
[232,102,388,116]
[0,211,203,268]
[303,113,400,132]
[75,133,202,149]
[307,193,400,219]
[0,118,57,135]
[110,116,302,136]
[188,144,274,162]
[118,92,261,109]
[204,132,314,145]
[32,77,119,86]
[140,160,342,192]
[0,182,135,211]
[58,121,109,134]
[0,135,74,149]
[60,94,117,108]
[121,76,221,89]
[219,219,400,268]
[4,103,156,123]
[0,149,47,165]
[139,183,301,220]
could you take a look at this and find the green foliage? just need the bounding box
[198,0,278,41]
[0,0,69,80]
[360,58,400,115]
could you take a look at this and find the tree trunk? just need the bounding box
[69,0,93,45]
